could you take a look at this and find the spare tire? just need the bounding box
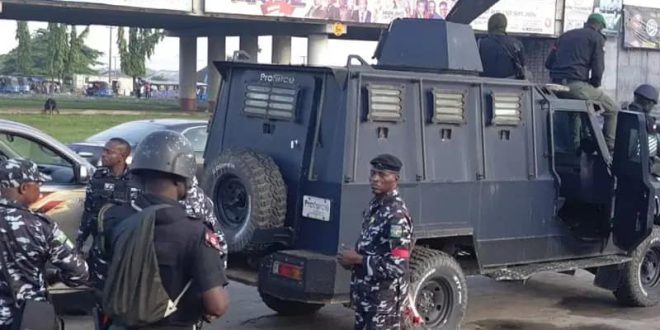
[202,149,286,252]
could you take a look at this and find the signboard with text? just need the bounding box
[623,5,660,49]
[52,0,192,11]
[205,0,557,35]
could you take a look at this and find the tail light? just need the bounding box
[272,261,303,281]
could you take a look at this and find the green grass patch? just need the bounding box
[0,95,208,112]
[2,113,210,144]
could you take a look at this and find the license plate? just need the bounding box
[302,195,331,221]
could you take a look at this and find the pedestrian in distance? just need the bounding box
[0,159,88,329]
[337,154,414,330]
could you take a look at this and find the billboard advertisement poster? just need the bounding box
[594,0,622,34]
[564,0,596,32]
[52,0,192,11]
[205,0,557,35]
[623,5,660,49]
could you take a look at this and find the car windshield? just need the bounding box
[85,122,163,145]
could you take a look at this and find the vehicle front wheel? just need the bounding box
[409,247,467,329]
[259,291,324,316]
[614,226,660,307]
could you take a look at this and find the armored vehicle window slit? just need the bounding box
[490,93,522,126]
[243,84,299,121]
[431,89,466,125]
[366,84,404,122]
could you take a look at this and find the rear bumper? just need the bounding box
[258,250,350,305]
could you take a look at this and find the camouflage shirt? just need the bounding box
[0,198,88,326]
[182,177,228,267]
[351,189,413,313]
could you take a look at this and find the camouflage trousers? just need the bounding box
[355,309,402,330]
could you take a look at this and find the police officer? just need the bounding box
[0,159,88,327]
[628,84,660,175]
[478,13,526,79]
[183,177,228,267]
[546,13,618,151]
[76,137,132,288]
[101,131,229,329]
[337,154,414,330]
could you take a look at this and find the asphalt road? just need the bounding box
[59,271,660,330]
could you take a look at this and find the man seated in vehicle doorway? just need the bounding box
[626,84,660,177]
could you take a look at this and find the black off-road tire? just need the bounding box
[614,226,660,307]
[202,149,286,252]
[409,247,467,330]
[259,291,324,316]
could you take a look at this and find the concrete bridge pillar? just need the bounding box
[272,36,292,65]
[207,36,226,112]
[179,36,198,111]
[239,35,259,61]
[307,34,328,65]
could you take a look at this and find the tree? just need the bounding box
[15,21,32,75]
[117,27,164,93]
[0,25,102,80]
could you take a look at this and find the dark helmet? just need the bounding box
[634,84,659,104]
[129,130,196,180]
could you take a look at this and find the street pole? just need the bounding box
[108,26,112,84]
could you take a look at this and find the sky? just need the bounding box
[0,19,378,73]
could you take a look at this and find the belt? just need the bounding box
[551,78,584,85]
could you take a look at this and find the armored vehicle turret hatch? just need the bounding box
[202,0,660,328]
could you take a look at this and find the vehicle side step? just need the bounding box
[482,254,631,281]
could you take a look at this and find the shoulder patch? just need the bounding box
[205,229,222,251]
[390,224,403,238]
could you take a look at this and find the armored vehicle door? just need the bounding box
[611,111,654,251]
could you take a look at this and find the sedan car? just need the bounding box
[68,118,208,177]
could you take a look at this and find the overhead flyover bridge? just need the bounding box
[0,0,569,111]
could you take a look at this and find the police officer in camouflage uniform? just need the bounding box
[627,84,660,176]
[337,154,414,330]
[0,159,88,327]
[76,138,132,289]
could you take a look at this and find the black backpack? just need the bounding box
[100,204,191,328]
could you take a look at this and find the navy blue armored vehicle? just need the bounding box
[201,0,660,328]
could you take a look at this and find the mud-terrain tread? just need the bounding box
[614,226,660,307]
[202,149,286,252]
[409,247,467,330]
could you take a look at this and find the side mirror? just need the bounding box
[78,165,90,184]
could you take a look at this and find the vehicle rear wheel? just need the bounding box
[259,291,324,315]
[614,226,660,307]
[202,149,286,252]
[409,247,467,329]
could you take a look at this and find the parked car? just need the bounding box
[68,118,208,178]
[0,120,95,293]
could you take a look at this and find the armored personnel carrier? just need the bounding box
[201,1,660,328]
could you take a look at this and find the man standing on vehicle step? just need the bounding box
[337,154,414,330]
[0,159,88,328]
[545,13,618,151]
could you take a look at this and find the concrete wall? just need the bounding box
[614,40,660,105]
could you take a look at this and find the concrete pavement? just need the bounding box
[59,270,660,330]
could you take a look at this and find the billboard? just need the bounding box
[594,0,622,34]
[623,5,660,49]
[204,0,557,35]
[52,0,192,11]
[564,0,595,32]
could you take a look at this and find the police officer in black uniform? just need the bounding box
[478,13,526,79]
[102,131,229,329]
[627,84,660,176]
[338,154,414,330]
[76,137,132,288]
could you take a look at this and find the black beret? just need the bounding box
[370,154,403,172]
